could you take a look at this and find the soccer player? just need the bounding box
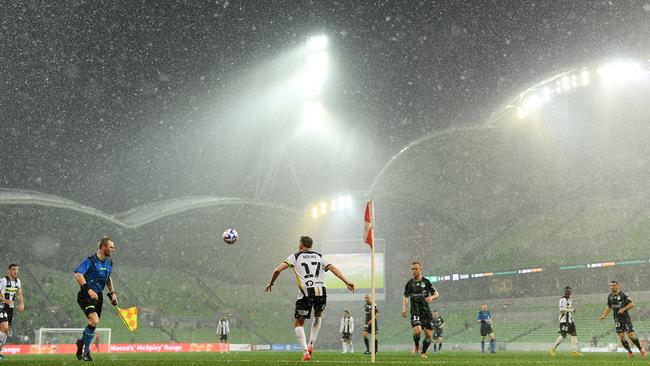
[0,264,24,360]
[73,236,118,361]
[431,310,444,353]
[599,280,647,359]
[363,294,379,355]
[402,261,439,359]
[265,236,355,361]
[340,310,354,353]
[477,304,496,353]
[217,316,230,344]
[549,286,582,357]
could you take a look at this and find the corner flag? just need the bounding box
[364,199,377,363]
[116,306,138,332]
[364,200,374,247]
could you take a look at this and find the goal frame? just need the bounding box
[36,327,112,352]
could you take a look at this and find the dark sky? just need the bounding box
[1,0,649,212]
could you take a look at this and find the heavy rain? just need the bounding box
[1,1,649,364]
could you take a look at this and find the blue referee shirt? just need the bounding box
[74,254,112,294]
[477,310,492,322]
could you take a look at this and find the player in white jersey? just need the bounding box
[266,236,355,361]
[0,264,24,360]
[340,310,354,353]
[549,286,582,357]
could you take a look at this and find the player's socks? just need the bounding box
[374,339,378,353]
[481,340,485,352]
[308,317,321,348]
[553,335,563,350]
[349,342,354,353]
[570,336,578,352]
[364,336,370,352]
[422,336,431,354]
[0,331,7,353]
[342,341,347,353]
[413,334,420,347]
[438,343,443,351]
[630,336,643,350]
[621,340,632,353]
[294,326,308,352]
[489,339,495,353]
[82,325,95,355]
[75,339,84,360]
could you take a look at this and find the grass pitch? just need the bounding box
[2,351,648,365]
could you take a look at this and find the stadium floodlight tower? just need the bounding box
[486,58,650,125]
[303,35,329,98]
[299,35,330,133]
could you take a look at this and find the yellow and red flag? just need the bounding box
[364,200,374,247]
[116,306,138,332]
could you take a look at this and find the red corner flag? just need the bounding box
[364,200,374,247]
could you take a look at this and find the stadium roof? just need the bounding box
[0,189,301,228]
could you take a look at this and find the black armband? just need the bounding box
[81,283,90,292]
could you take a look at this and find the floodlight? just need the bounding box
[307,35,328,51]
[301,101,325,131]
[597,61,643,82]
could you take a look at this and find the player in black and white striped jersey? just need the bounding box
[265,236,355,361]
[0,264,24,361]
[340,310,354,353]
[550,286,582,357]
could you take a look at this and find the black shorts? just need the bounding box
[342,332,351,341]
[364,322,379,334]
[433,330,443,338]
[219,334,228,341]
[0,308,14,325]
[480,323,494,336]
[615,317,634,333]
[559,322,577,337]
[77,290,103,318]
[294,294,326,319]
[411,312,433,330]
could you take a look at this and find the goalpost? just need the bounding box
[36,328,112,352]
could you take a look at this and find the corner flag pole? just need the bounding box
[365,200,376,363]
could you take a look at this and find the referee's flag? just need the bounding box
[364,200,374,247]
[116,306,138,332]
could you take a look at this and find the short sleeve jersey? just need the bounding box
[559,297,574,323]
[432,316,444,331]
[365,303,379,323]
[74,254,113,294]
[284,251,330,297]
[0,277,21,309]
[608,291,632,322]
[404,277,436,315]
[477,310,492,323]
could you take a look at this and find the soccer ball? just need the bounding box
[223,229,238,244]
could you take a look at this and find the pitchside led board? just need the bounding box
[322,239,385,301]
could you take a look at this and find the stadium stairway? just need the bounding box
[192,274,271,344]
[21,266,74,328]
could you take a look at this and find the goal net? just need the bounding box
[36,328,112,352]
